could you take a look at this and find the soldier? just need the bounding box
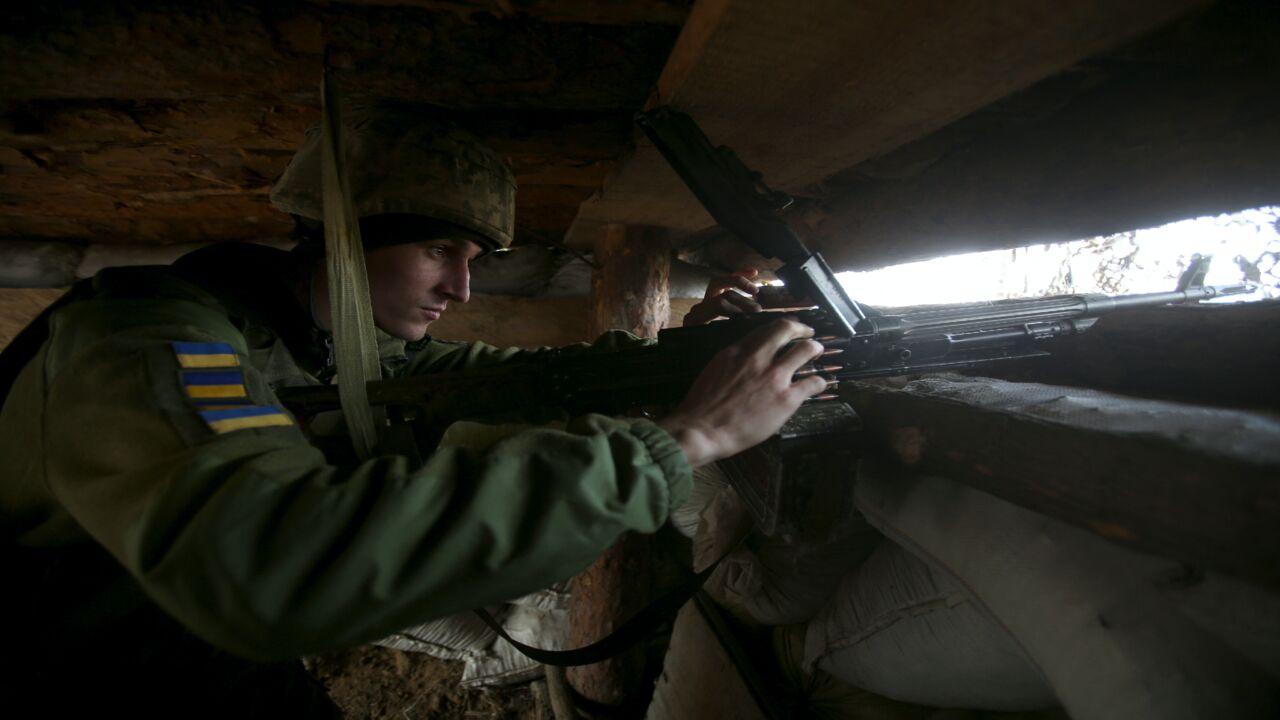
[0,106,826,714]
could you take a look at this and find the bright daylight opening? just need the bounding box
[835,207,1280,308]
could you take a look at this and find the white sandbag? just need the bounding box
[707,532,873,626]
[1160,571,1280,681]
[378,582,572,686]
[542,255,593,297]
[645,602,770,720]
[507,580,571,612]
[461,603,570,687]
[853,460,1280,720]
[689,467,755,572]
[469,244,565,296]
[376,609,499,660]
[670,464,734,539]
[696,472,878,626]
[805,540,1055,711]
[774,623,934,720]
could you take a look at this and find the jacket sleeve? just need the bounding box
[407,330,653,374]
[39,296,691,660]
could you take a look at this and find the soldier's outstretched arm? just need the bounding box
[38,295,690,661]
[35,296,818,662]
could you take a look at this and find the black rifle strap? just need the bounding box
[473,548,731,667]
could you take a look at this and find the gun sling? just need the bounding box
[473,545,735,667]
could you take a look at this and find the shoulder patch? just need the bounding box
[172,341,240,368]
[147,342,299,443]
[199,406,294,434]
[181,369,250,405]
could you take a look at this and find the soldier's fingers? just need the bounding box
[728,273,760,296]
[704,274,747,299]
[790,374,830,400]
[720,292,763,315]
[738,317,815,359]
[775,337,825,376]
[703,270,760,300]
[703,278,736,300]
[757,285,808,309]
[714,296,743,316]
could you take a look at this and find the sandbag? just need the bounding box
[1160,570,1280,681]
[805,540,1056,711]
[508,581,571,612]
[694,464,878,626]
[773,623,934,720]
[645,602,771,720]
[542,256,593,297]
[461,602,570,687]
[377,583,574,687]
[377,609,498,661]
[706,526,876,627]
[853,459,1280,720]
[669,464,734,539]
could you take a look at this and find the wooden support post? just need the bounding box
[566,223,671,705]
[589,223,672,337]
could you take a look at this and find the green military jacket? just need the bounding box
[0,244,691,660]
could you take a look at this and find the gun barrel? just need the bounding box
[884,284,1247,338]
[1088,283,1251,311]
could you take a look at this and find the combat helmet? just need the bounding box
[270,104,516,252]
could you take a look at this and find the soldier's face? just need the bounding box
[364,237,485,340]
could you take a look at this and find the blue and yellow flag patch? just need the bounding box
[198,406,294,434]
[181,370,250,405]
[172,341,240,369]
[170,342,292,433]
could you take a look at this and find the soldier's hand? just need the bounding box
[682,270,763,327]
[658,318,828,467]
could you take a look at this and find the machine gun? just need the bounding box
[277,108,1254,538]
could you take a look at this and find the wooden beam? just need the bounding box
[568,0,1207,245]
[0,4,679,109]
[842,375,1280,587]
[809,1,1280,270]
[0,102,634,245]
[0,2,683,249]
[0,101,633,158]
[317,1,691,26]
[0,288,64,349]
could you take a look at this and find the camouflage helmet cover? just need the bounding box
[270,104,516,251]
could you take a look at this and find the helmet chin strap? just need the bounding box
[320,67,384,459]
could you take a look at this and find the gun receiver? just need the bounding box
[277,283,1251,421]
